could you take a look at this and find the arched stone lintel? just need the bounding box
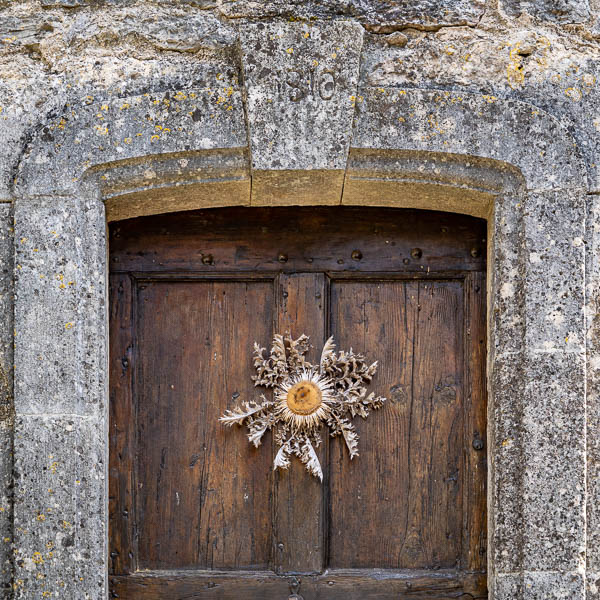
[13,85,588,203]
[83,148,250,222]
[342,148,525,220]
[87,146,522,221]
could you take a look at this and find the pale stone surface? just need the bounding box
[493,573,524,599]
[360,29,600,191]
[350,88,587,191]
[488,352,525,574]
[342,148,518,218]
[490,193,526,358]
[220,0,485,25]
[522,571,585,599]
[524,190,586,353]
[0,204,12,407]
[586,195,600,584]
[13,196,106,416]
[495,571,585,599]
[522,352,586,571]
[12,415,105,600]
[0,204,13,596]
[98,148,251,221]
[589,572,600,599]
[240,21,362,172]
[240,21,362,204]
[500,0,590,24]
[18,88,248,197]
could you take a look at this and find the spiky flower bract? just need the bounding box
[220,333,386,481]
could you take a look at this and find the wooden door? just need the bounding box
[109,207,487,599]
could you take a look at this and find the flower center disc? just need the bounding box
[286,381,322,415]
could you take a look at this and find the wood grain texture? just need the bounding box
[274,273,326,573]
[135,280,274,570]
[110,569,487,599]
[328,280,464,569]
[109,274,136,574]
[463,271,488,571]
[109,206,488,598]
[110,207,486,274]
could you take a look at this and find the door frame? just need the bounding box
[11,88,589,599]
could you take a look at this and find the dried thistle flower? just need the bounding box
[220,333,386,481]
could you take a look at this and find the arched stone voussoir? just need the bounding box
[14,87,249,198]
[349,87,588,192]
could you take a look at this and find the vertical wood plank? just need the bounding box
[463,271,488,572]
[328,280,416,569]
[273,273,326,573]
[402,280,463,569]
[328,280,464,570]
[109,273,136,574]
[135,280,274,570]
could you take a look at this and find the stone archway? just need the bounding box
[11,21,588,599]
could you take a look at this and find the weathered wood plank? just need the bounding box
[110,569,487,599]
[110,207,486,274]
[134,280,274,570]
[109,273,136,574]
[462,271,488,571]
[273,273,326,573]
[328,280,465,569]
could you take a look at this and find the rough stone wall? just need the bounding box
[0,203,13,596]
[1,1,600,599]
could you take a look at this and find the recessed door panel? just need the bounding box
[328,280,464,569]
[135,281,274,570]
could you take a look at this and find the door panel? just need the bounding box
[135,281,274,570]
[328,280,464,569]
[109,206,487,599]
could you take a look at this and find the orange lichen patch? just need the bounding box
[286,380,322,415]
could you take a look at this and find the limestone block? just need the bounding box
[239,21,363,205]
[40,0,90,5]
[489,352,524,574]
[12,415,105,600]
[493,573,523,599]
[491,351,586,576]
[0,204,13,596]
[14,196,106,416]
[17,87,249,197]
[522,352,586,571]
[62,6,236,54]
[350,88,587,192]
[495,571,585,600]
[524,190,585,353]
[99,148,251,222]
[490,193,526,358]
[0,203,13,406]
[522,571,585,599]
[0,425,11,597]
[500,0,590,24]
[359,29,600,194]
[341,147,518,218]
[220,0,485,28]
[589,572,600,599]
[586,195,600,577]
